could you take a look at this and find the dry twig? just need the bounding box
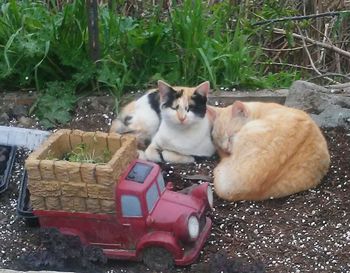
[296,25,339,84]
[307,73,350,82]
[273,28,350,59]
[253,11,350,26]
[261,45,310,52]
[326,82,350,89]
[256,61,314,71]
[296,26,321,74]
[317,22,329,65]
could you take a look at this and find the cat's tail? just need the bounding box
[109,117,151,149]
[109,118,134,134]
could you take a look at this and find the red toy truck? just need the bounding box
[33,159,213,270]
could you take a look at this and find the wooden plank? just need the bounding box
[46,197,61,210]
[100,200,115,213]
[61,182,88,197]
[107,133,122,153]
[95,165,114,186]
[25,160,41,180]
[94,131,109,156]
[28,181,61,197]
[61,196,74,211]
[30,195,46,210]
[80,163,97,184]
[69,130,84,149]
[208,90,288,106]
[87,184,114,199]
[73,197,87,212]
[86,198,101,213]
[39,160,56,181]
[54,161,70,182]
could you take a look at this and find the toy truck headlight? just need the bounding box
[207,185,213,209]
[188,215,199,240]
[175,214,199,242]
[190,182,213,209]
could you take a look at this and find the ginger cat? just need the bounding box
[208,101,330,201]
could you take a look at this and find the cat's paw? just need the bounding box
[143,147,163,162]
[162,150,195,164]
[137,150,147,160]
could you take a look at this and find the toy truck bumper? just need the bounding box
[174,216,212,266]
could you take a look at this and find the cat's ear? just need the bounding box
[206,106,217,123]
[158,80,175,102]
[194,81,210,97]
[231,101,248,118]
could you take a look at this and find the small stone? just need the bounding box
[0,112,9,124]
[11,105,28,118]
[17,116,35,128]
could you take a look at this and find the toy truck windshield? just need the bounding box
[120,178,163,217]
[120,162,166,217]
[126,163,153,183]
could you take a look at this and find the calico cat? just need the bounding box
[110,88,160,148]
[110,80,216,163]
[208,101,330,201]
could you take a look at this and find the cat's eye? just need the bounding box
[124,116,132,126]
[227,133,235,143]
[171,105,179,110]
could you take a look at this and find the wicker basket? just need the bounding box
[25,129,137,213]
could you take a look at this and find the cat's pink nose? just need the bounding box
[179,116,186,123]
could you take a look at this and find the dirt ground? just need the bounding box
[0,96,349,273]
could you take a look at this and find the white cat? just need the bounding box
[110,80,216,163]
[110,88,160,148]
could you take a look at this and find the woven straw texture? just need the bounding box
[25,129,137,213]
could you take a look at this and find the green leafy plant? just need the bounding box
[64,143,112,164]
[264,70,301,88]
[32,81,76,128]
[1,0,321,124]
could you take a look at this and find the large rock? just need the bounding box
[311,105,350,128]
[286,80,350,128]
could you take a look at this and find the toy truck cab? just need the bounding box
[34,159,213,270]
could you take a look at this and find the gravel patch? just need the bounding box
[0,96,349,273]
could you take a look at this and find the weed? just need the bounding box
[264,71,301,88]
[0,0,312,125]
[31,81,76,128]
[64,143,111,164]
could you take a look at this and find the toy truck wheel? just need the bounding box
[142,247,174,270]
[83,245,107,264]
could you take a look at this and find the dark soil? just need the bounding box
[0,146,11,176]
[0,96,349,273]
